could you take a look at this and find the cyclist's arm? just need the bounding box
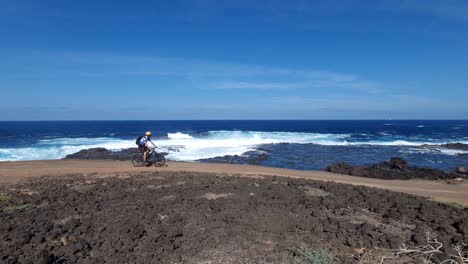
[147,140,157,148]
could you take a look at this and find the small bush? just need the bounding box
[3,204,31,212]
[0,195,9,202]
[442,201,468,209]
[281,247,335,264]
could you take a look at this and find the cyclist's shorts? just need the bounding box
[138,145,149,152]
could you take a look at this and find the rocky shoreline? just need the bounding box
[64,148,168,161]
[439,143,468,151]
[64,147,468,181]
[417,142,468,155]
[325,157,465,180]
[64,148,138,161]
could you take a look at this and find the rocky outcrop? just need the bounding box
[64,148,140,161]
[456,167,468,175]
[440,143,468,151]
[326,157,461,180]
[418,142,468,156]
[199,152,271,166]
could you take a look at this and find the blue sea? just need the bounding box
[1,120,467,171]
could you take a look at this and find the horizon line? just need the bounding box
[1,119,468,122]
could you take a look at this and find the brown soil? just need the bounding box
[0,171,467,263]
[1,160,467,205]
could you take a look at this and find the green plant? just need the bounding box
[0,194,9,202]
[442,201,468,209]
[3,204,31,212]
[281,247,335,264]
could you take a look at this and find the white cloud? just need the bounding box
[376,0,468,22]
[214,81,300,90]
[2,52,383,93]
[212,79,381,92]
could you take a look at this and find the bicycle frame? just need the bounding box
[147,146,163,160]
[133,145,165,167]
[147,148,157,159]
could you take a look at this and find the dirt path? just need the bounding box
[0,159,467,205]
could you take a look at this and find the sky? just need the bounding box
[0,0,467,120]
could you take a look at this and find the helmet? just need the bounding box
[145,131,152,136]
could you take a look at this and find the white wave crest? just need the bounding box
[167,132,193,139]
[0,138,134,161]
[1,131,468,161]
[157,131,350,161]
[0,131,349,161]
[438,149,468,156]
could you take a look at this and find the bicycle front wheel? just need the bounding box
[153,154,166,167]
[131,153,144,167]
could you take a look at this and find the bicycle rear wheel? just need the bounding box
[131,153,144,167]
[153,154,166,167]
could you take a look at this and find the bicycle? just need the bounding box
[131,147,166,167]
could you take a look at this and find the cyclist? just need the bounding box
[139,131,156,164]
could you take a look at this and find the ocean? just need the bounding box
[0,120,467,171]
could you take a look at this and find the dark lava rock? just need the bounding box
[384,157,408,170]
[64,147,139,161]
[65,148,110,159]
[325,162,353,175]
[440,143,468,151]
[200,152,271,165]
[1,172,466,263]
[456,167,468,174]
[410,228,427,246]
[200,154,243,164]
[420,142,468,156]
[454,220,468,235]
[326,157,461,180]
[247,153,270,165]
[35,250,55,264]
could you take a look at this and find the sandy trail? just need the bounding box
[0,159,467,205]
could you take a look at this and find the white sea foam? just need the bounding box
[167,132,193,139]
[438,149,468,156]
[1,131,467,161]
[0,138,135,161]
[158,131,350,161]
[378,132,392,136]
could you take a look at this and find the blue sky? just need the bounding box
[1,0,467,120]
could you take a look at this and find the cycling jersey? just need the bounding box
[139,136,149,145]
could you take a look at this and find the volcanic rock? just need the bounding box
[64,148,139,161]
[456,167,468,174]
[440,143,468,151]
[1,172,466,263]
[326,157,461,180]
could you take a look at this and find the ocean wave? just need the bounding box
[0,138,135,161]
[158,131,351,161]
[0,131,350,161]
[1,131,467,161]
[438,149,468,156]
[38,137,127,146]
[167,132,193,139]
[400,147,468,156]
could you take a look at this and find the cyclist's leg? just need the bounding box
[144,149,149,162]
[145,146,153,163]
[138,145,147,161]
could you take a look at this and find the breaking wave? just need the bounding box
[0,130,467,161]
